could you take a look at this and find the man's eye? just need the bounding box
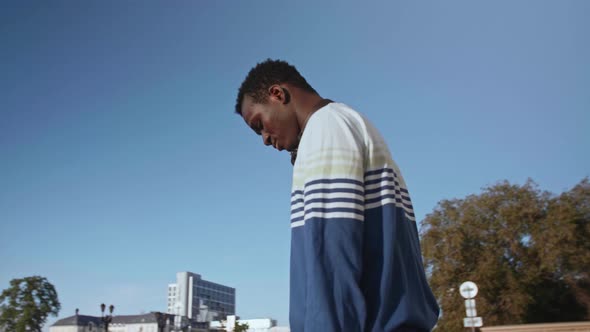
[256,122,263,134]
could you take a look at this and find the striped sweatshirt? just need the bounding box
[289,103,439,332]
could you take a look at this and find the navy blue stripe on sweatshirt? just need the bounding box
[304,187,364,196]
[365,185,410,196]
[293,197,364,207]
[365,194,414,210]
[305,178,363,188]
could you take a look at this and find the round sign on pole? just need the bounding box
[460,281,478,299]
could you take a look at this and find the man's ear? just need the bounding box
[268,85,290,104]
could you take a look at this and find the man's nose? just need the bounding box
[262,133,272,146]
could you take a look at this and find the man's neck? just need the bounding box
[288,89,333,165]
[295,94,332,133]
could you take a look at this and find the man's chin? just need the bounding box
[285,139,299,153]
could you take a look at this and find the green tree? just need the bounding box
[233,321,249,332]
[420,179,589,331]
[0,276,61,332]
[531,178,590,319]
[215,316,249,332]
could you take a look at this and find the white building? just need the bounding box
[210,316,289,332]
[49,311,209,332]
[167,272,235,322]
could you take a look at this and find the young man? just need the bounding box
[235,59,439,332]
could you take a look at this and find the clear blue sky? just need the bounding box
[1,0,588,328]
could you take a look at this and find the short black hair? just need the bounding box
[235,59,317,115]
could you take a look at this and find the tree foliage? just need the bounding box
[215,317,249,332]
[233,321,249,332]
[0,276,61,332]
[420,178,589,331]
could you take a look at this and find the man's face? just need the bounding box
[241,93,300,152]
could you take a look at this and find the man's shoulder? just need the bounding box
[306,102,367,137]
[313,102,363,122]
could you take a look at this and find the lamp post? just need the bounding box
[100,303,115,332]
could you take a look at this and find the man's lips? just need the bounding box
[272,139,284,151]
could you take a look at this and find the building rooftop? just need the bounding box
[52,312,171,326]
[52,314,102,327]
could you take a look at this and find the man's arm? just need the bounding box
[293,108,367,331]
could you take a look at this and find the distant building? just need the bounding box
[210,316,289,332]
[50,311,210,332]
[167,272,235,322]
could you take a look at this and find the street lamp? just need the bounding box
[100,303,115,332]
